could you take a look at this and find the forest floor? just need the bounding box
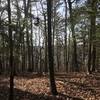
[0,72,100,100]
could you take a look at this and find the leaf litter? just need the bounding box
[0,73,100,100]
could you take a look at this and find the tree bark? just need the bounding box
[40,0,48,73]
[47,0,58,95]
[88,0,97,74]
[7,0,14,100]
[68,0,79,72]
[64,0,68,72]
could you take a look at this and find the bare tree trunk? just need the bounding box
[68,0,79,72]
[91,0,97,72]
[64,0,68,72]
[47,0,58,95]
[88,0,97,74]
[30,4,34,72]
[68,34,71,72]
[52,3,56,70]
[0,55,2,74]
[56,35,60,71]
[40,0,48,73]
[7,0,14,100]
[82,35,86,71]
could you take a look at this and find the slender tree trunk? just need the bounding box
[52,5,56,69]
[88,34,92,74]
[23,0,31,71]
[44,16,48,73]
[39,47,42,74]
[91,0,97,72]
[68,0,79,72]
[2,32,5,73]
[22,33,26,72]
[0,55,2,74]
[68,34,71,72]
[88,0,97,74]
[30,4,34,72]
[64,0,68,72]
[56,44,60,71]
[7,0,14,100]
[47,0,58,95]
[82,35,86,71]
[40,0,48,73]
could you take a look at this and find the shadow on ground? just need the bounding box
[0,86,84,100]
[0,75,84,100]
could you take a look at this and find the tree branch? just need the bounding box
[71,0,76,4]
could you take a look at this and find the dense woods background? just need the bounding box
[0,0,100,100]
